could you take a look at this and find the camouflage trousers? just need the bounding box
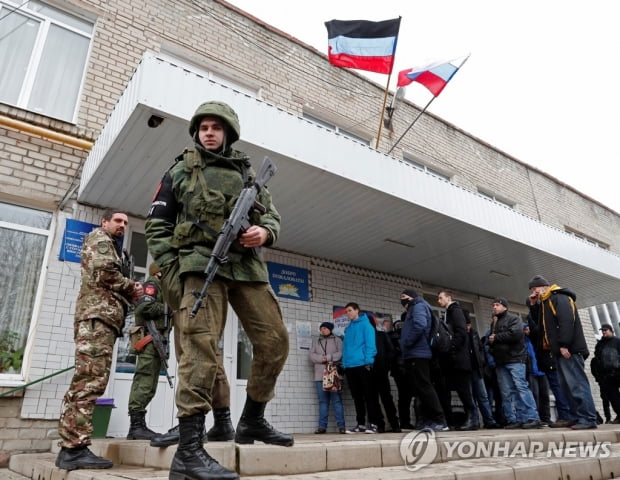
[58,319,116,448]
[176,274,289,416]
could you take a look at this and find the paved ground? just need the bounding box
[0,469,28,480]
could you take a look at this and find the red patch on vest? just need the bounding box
[145,285,157,296]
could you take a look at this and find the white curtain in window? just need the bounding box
[28,24,89,121]
[0,11,39,105]
[0,227,47,357]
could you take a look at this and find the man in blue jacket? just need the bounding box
[342,302,380,433]
[400,289,448,432]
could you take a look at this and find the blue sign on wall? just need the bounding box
[59,219,97,263]
[267,262,310,301]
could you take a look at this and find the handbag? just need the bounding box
[322,362,342,392]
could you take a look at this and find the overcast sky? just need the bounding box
[226,0,620,213]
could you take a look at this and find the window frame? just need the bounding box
[0,204,55,384]
[401,155,452,182]
[302,112,371,146]
[0,0,94,123]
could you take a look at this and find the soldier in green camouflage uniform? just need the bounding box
[126,263,167,440]
[56,210,143,471]
[146,101,292,480]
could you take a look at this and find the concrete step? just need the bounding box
[8,426,620,479]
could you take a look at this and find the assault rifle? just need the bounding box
[190,156,277,318]
[143,312,174,388]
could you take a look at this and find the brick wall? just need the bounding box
[0,0,613,461]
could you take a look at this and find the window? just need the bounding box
[0,202,52,374]
[0,0,93,122]
[565,227,609,250]
[402,155,451,181]
[303,113,370,145]
[477,188,515,209]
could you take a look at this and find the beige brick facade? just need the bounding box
[0,0,617,464]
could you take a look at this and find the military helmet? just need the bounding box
[188,101,240,144]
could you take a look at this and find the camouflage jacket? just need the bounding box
[74,227,138,335]
[134,274,167,330]
[145,145,280,282]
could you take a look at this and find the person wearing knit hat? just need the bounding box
[494,297,509,309]
[489,298,541,429]
[320,322,334,332]
[592,323,620,424]
[309,321,345,433]
[528,275,550,289]
[526,276,598,429]
[401,288,417,299]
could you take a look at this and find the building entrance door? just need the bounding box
[222,308,251,425]
[105,311,178,437]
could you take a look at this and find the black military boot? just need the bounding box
[151,424,179,447]
[150,423,207,447]
[169,413,238,480]
[55,445,113,471]
[234,396,294,446]
[127,411,158,440]
[207,407,235,441]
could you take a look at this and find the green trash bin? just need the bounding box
[92,398,115,438]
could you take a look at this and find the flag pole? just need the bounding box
[375,72,393,149]
[387,54,470,155]
[387,95,437,155]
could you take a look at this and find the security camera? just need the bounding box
[147,115,164,128]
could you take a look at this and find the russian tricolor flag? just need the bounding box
[397,58,467,96]
[325,18,401,75]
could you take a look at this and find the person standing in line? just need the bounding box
[592,324,620,422]
[309,322,346,434]
[466,321,499,429]
[523,323,551,426]
[341,302,380,433]
[387,319,416,429]
[400,289,448,432]
[368,314,401,433]
[56,209,143,471]
[436,289,478,430]
[488,298,541,429]
[526,312,574,428]
[527,275,598,429]
[146,101,292,480]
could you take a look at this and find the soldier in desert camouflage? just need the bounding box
[55,209,143,471]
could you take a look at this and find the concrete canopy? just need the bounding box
[78,54,620,308]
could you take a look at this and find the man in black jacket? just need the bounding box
[527,275,597,429]
[488,298,540,429]
[592,324,620,421]
[437,290,477,430]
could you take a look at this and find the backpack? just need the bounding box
[428,310,453,354]
[599,343,620,371]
